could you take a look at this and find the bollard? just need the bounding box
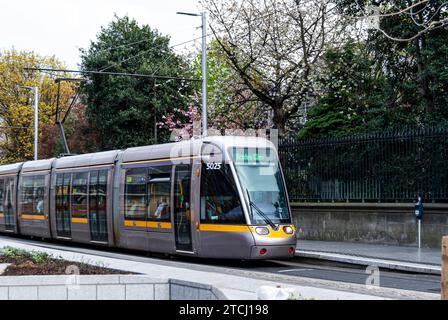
[443,236,448,300]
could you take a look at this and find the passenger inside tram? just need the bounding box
[153,197,169,220]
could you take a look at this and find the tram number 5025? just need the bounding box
[206,162,222,170]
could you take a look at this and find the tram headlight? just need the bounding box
[255,227,270,236]
[283,226,294,235]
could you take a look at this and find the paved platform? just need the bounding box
[296,240,441,275]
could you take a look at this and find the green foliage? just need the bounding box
[300,43,388,138]
[302,1,448,138]
[192,40,265,130]
[364,1,448,125]
[80,16,194,149]
[2,247,53,264]
[3,247,29,259]
[30,251,52,264]
[0,50,75,163]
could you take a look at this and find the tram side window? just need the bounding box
[35,176,45,214]
[148,166,171,222]
[98,171,108,213]
[200,164,245,225]
[5,178,14,215]
[174,165,191,217]
[21,177,34,214]
[89,170,108,218]
[21,176,45,215]
[72,172,88,218]
[125,168,147,221]
[56,173,71,219]
[55,174,64,215]
[0,179,4,213]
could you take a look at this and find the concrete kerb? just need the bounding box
[169,279,228,300]
[296,250,442,275]
[0,275,228,300]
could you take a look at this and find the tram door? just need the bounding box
[55,173,72,238]
[173,165,192,252]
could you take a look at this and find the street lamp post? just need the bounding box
[17,86,39,160]
[177,11,208,137]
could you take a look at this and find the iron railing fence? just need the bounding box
[278,127,448,203]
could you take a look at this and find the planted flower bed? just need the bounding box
[0,247,131,276]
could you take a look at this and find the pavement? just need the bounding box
[296,240,441,275]
[0,236,439,300]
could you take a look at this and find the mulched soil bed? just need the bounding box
[0,256,133,276]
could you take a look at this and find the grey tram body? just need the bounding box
[0,136,296,260]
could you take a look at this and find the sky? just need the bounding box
[0,0,203,69]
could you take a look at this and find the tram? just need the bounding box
[0,136,296,259]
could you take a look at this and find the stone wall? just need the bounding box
[291,202,448,248]
[0,275,227,300]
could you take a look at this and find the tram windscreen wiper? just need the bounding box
[245,189,277,230]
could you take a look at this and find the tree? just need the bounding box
[301,1,448,138]
[158,104,202,141]
[349,0,448,42]
[203,0,351,135]
[193,40,268,131]
[300,43,389,138]
[0,50,75,163]
[80,16,195,150]
[326,0,448,129]
[39,103,102,157]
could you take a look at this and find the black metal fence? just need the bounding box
[278,127,448,203]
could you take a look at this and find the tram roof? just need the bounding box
[0,162,24,175]
[0,136,276,174]
[122,139,200,163]
[21,158,55,173]
[53,150,120,169]
[121,136,275,163]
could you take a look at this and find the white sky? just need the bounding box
[0,0,203,69]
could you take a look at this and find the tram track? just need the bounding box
[0,234,441,297]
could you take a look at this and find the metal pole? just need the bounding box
[16,85,39,160]
[418,220,421,249]
[201,12,208,137]
[154,80,158,144]
[33,87,38,161]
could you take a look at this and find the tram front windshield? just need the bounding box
[231,147,291,225]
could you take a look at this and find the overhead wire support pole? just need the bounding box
[55,77,86,156]
[201,12,208,137]
[176,11,208,137]
[17,85,39,160]
[33,87,38,161]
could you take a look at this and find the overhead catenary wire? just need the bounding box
[0,126,31,129]
[100,35,209,73]
[144,10,280,78]
[24,68,201,82]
